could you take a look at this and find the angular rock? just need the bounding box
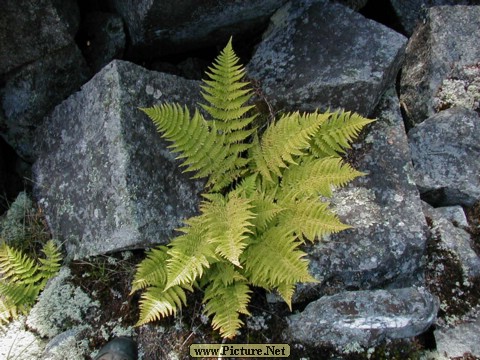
[389,0,479,36]
[434,205,469,228]
[433,62,480,114]
[295,88,428,301]
[286,287,439,349]
[0,0,75,75]
[408,107,480,207]
[108,0,287,59]
[247,0,407,116]
[400,6,480,127]
[422,202,480,281]
[1,45,89,162]
[435,310,480,358]
[78,12,126,73]
[33,60,205,259]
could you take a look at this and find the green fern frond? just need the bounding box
[278,199,350,242]
[38,240,62,280]
[280,157,365,199]
[250,190,284,231]
[200,192,255,267]
[0,240,61,324]
[141,104,228,178]
[200,38,256,127]
[253,112,330,179]
[131,246,169,294]
[310,111,374,157]
[203,269,251,339]
[165,217,216,290]
[136,285,190,326]
[242,226,316,288]
[276,281,296,310]
[0,242,40,284]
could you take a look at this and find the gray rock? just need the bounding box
[247,0,407,116]
[286,287,439,349]
[295,88,427,301]
[1,45,89,162]
[434,206,469,228]
[408,107,480,207]
[433,62,480,114]
[435,309,480,358]
[108,0,287,59]
[33,60,205,259]
[79,12,126,73]
[389,0,480,36]
[422,202,480,280]
[400,6,480,127]
[0,0,74,75]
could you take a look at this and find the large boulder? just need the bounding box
[388,0,479,36]
[247,0,407,116]
[294,88,428,302]
[0,0,89,162]
[400,6,480,127]
[408,107,480,207]
[1,46,89,162]
[286,287,439,350]
[33,60,205,259]
[108,0,287,59]
[0,0,79,74]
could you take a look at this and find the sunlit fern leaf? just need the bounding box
[203,274,251,339]
[280,157,365,199]
[200,38,256,127]
[255,111,330,178]
[242,226,316,288]
[130,246,169,294]
[276,281,296,310]
[141,104,228,179]
[0,242,40,284]
[278,198,351,242]
[310,111,374,157]
[38,240,62,281]
[200,193,255,267]
[165,217,216,290]
[250,190,284,231]
[136,285,189,326]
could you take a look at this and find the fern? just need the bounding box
[0,240,62,325]
[135,38,373,338]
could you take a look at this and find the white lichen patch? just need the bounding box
[0,317,46,360]
[26,267,100,338]
[434,63,480,112]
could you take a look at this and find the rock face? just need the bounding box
[286,287,439,349]
[108,0,287,59]
[0,0,89,162]
[389,0,480,35]
[247,0,407,116]
[400,6,480,127]
[423,202,480,281]
[408,107,480,207]
[435,310,480,358]
[294,88,428,301]
[33,60,204,259]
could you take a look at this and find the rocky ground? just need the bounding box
[1,0,480,359]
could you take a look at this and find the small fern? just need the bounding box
[134,37,374,338]
[0,239,62,325]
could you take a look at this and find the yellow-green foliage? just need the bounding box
[0,239,62,325]
[134,38,374,338]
